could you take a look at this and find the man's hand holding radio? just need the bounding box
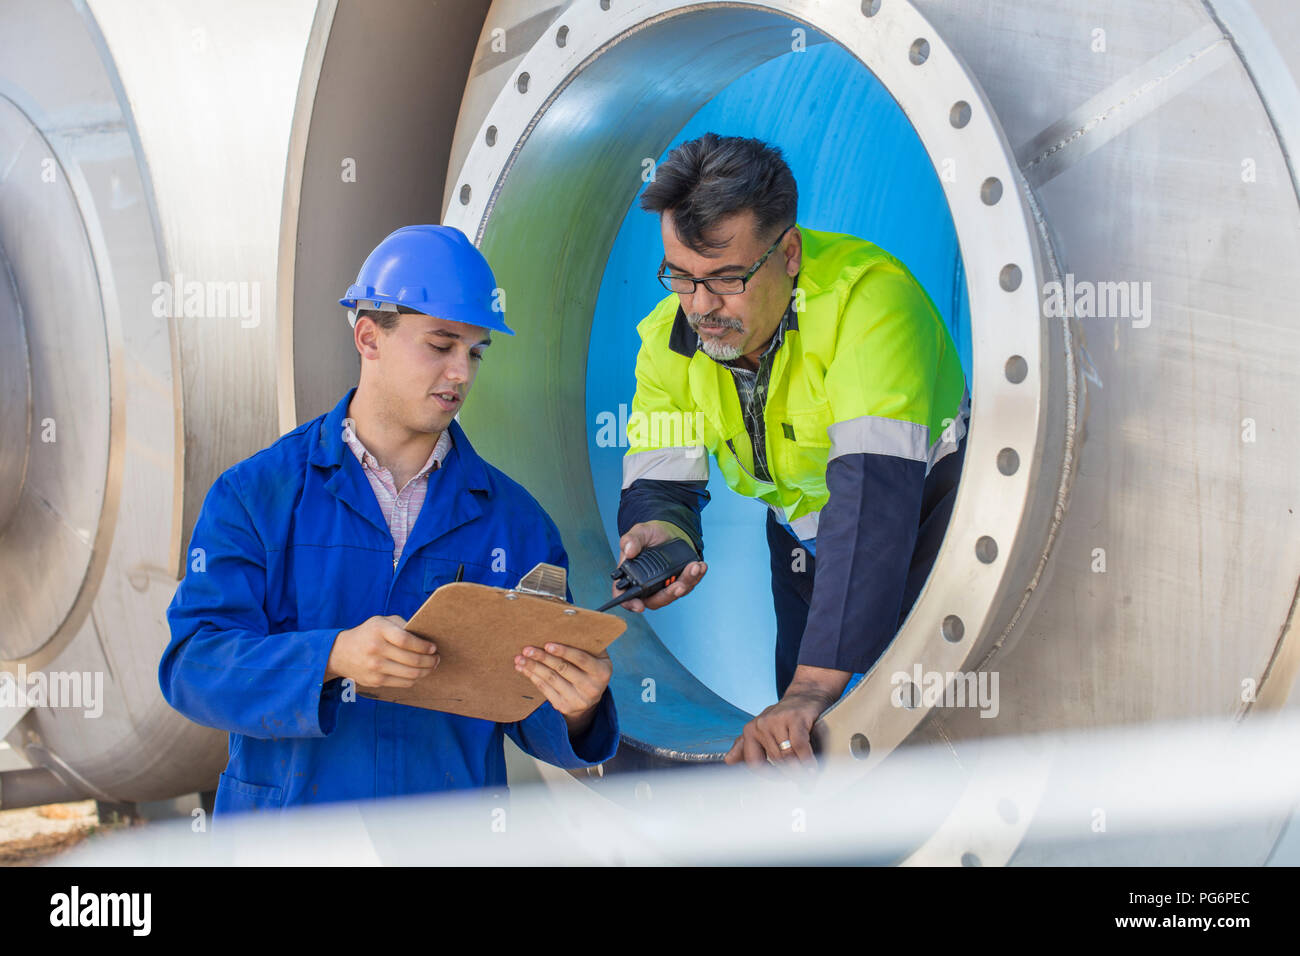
[612,521,707,612]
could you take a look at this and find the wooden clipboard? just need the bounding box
[356,566,625,722]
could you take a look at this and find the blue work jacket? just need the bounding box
[160,388,620,816]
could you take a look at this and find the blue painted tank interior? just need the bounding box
[585,41,972,716]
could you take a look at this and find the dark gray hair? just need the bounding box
[354,305,418,332]
[639,133,798,255]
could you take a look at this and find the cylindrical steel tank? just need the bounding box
[0,0,312,802]
[0,0,498,807]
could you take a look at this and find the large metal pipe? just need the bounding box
[432,0,1300,863]
[0,0,322,801]
[0,768,88,812]
[278,0,494,428]
[0,0,501,803]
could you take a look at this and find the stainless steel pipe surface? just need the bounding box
[0,767,87,812]
[0,0,323,801]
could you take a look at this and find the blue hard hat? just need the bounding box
[340,224,514,335]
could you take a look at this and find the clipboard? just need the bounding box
[356,563,626,722]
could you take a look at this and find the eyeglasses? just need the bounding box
[657,224,794,295]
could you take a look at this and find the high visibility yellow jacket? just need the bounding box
[617,224,970,674]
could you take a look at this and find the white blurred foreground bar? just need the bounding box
[54,712,1300,866]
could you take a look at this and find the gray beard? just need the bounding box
[698,336,743,361]
[689,313,744,362]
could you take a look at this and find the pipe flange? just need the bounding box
[446,0,1067,774]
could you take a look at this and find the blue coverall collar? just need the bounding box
[309,388,492,554]
[313,389,488,481]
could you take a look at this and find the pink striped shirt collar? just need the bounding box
[340,422,452,566]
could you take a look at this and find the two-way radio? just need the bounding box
[595,538,700,612]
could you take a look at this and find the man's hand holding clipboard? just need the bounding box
[351,563,624,723]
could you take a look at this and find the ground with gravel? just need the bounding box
[0,801,137,866]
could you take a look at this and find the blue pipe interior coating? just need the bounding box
[585,43,972,717]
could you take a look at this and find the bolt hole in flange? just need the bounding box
[850,734,872,759]
[999,263,1022,291]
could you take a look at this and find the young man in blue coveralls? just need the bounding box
[160,225,619,816]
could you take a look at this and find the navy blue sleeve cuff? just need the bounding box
[617,479,710,557]
[796,452,925,673]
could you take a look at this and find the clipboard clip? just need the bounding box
[511,562,568,602]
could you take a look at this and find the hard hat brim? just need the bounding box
[341,296,514,336]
